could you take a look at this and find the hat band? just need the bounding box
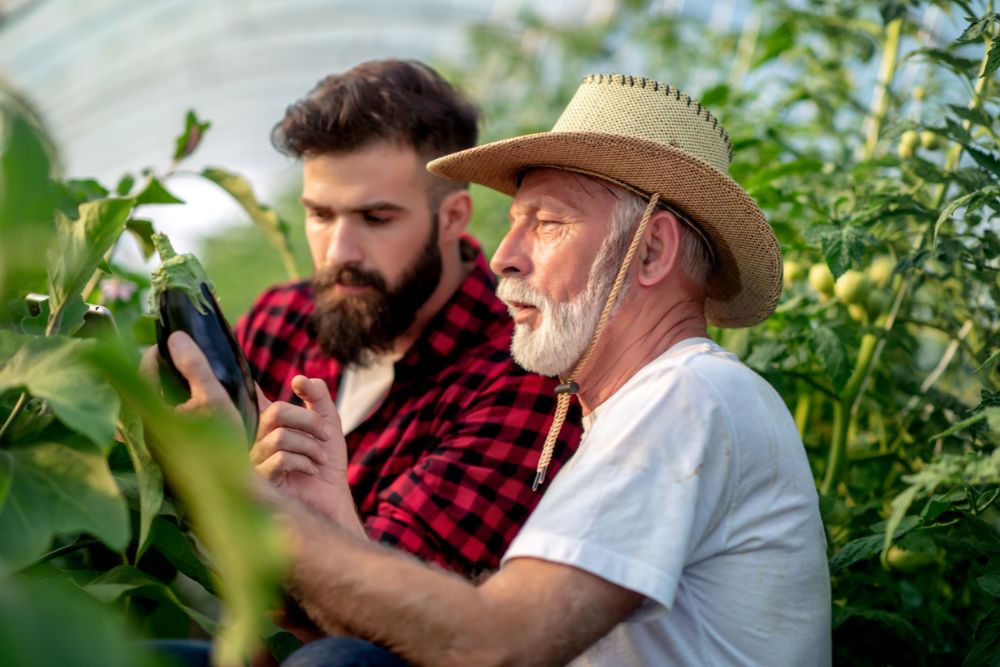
[517,164,717,267]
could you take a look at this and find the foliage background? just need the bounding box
[3,0,1000,665]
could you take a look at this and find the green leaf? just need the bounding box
[201,167,300,279]
[125,218,156,259]
[173,110,211,161]
[117,409,162,559]
[966,146,1000,178]
[46,198,133,319]
[134,176,184,206]
[149,516,216,594]
[832,605,921,642]
[0,452,10,514]
[985,34,1000,79]
[804,223,873,278]
[82,564,217,634]
[0,335,119,446]
[965,606,1000,667]
[907,47,981,76]
[979,570,1000,598]
[115,173,135,196]
[0,100,56,296]
[948,104,994,128]
[0,439,129,573]
[19,292,88,337]
[810,326,850,393]
[829,532,884,573]
[54,179,110,217]
[935,186,1000,242]
[958,13,1000,43]
[881,485,922,564]
[0,575,157,667]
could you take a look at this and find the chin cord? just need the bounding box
[532,192,661,491]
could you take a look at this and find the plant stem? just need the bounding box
[0,391,28,442]
[863,17,903,159]
[822,333,878,496]
[31,538,101,565]
[794,391,813,438]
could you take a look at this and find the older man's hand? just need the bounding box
[141,333,363,536]
[250,375,362,534]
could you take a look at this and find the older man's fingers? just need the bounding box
[258,401,330,443]
[250,427,328,466]
[167,332,229,406]
[255,450,320,481]
[291,376,342,432]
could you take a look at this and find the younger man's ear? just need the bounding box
[636,209,682,287]
[437,189,473,242]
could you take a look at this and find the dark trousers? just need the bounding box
[281,637,411,667]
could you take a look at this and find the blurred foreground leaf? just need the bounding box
[90,341,286,665]
[0,575,157,667]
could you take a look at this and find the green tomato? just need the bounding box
[834,270,871,305]
[847,304,867,322]
[866,289,890,317]
[808,263,835,296]
[920,130,941,151]
[886,544,938,572]
[867,256,894,287]
[783,259,804,288]
[898,130,919,159]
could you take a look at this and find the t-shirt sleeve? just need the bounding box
[363,369,582,576]
[502,365,736,615]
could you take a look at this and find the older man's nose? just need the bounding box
[490,227,531,278]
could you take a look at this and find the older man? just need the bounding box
[176,73,831,666]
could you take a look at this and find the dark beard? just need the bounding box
[311,221,441,366]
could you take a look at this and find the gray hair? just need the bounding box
[609,188,713,287]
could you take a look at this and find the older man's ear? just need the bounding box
[636,209,684,288]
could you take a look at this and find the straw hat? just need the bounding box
[428,73,782,328]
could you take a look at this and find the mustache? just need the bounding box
[313,265,386,292]
[497,278,548,311]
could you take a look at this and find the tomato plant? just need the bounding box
[440,1,1000,663]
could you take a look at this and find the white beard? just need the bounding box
[497,244,624,378]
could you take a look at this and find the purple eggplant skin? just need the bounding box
[156,283,259,444]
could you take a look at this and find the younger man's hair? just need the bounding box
[272,59,478,170]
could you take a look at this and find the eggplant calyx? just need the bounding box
[150,232,216,319]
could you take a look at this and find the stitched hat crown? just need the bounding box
[552,74,733,174]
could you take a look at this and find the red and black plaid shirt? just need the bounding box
[235,241,581,576]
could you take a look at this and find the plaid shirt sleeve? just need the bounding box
[363,349,581,575]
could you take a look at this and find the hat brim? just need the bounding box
[428,131,781,328]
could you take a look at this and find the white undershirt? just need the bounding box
[336,352,402,434]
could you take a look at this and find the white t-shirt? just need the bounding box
[502,338,831,666]
[336,352,402,435]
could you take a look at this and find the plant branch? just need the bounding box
[31,538,102,566]
[863,17,903,160]
[0,391,28,442]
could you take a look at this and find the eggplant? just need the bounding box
[150,232,258,443]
